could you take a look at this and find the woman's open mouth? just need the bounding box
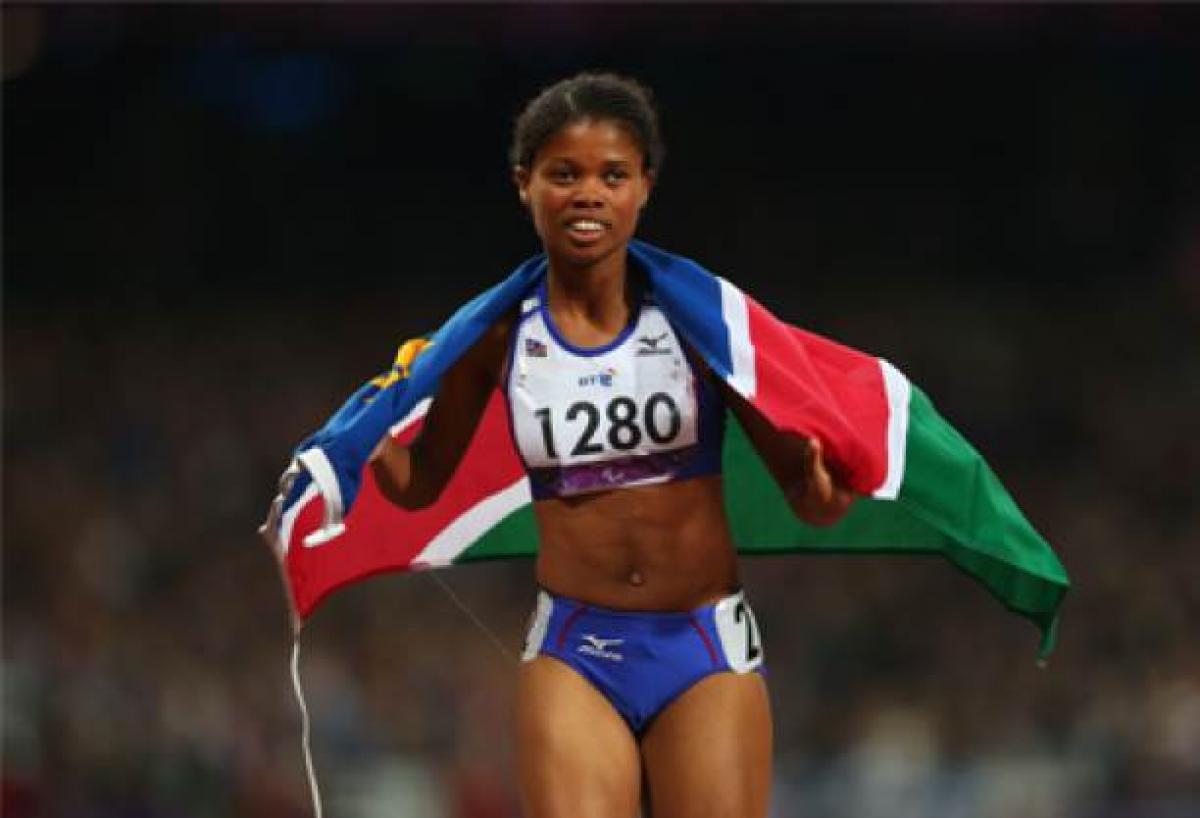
[564,218,608,244]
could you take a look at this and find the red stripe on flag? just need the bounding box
[742,296,890,495]
[284,389,525,620]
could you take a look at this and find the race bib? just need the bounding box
[713,592,765,674]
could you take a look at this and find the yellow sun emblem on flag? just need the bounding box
[369,337,432,390]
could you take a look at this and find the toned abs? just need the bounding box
[533,475,740,610]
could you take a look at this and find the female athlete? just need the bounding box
[368,73,854,818]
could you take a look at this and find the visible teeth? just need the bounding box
[569,220,604,231]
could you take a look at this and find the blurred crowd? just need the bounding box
[5,276,1198,818]
[4,5,1199,818]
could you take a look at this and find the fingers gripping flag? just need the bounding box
[261,241,1069,657]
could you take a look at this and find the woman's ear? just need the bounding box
[513,166,531,206]
[639,169,656,210]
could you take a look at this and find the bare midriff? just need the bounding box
[532,474,739,611]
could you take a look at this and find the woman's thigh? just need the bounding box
[641,671,772,818]
[515,656,643,818]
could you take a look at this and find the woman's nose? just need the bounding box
[571,177,606,208]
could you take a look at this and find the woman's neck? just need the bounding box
[545,247,635,330]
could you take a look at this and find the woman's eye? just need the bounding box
[604,170,629,184]
[549,168,575,182]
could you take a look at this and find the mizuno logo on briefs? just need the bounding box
[525,338,548,357]
[636,332,671,356]
[578,634,624,662]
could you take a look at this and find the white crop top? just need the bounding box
[504,282,724,500]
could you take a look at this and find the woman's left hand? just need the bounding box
[788,437,856,527]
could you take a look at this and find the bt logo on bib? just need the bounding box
[578,368,616,388]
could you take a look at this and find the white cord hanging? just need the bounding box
[290,637,325,818]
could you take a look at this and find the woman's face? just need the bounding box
[515,118,654,271]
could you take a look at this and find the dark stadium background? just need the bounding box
[3,5,1198,817]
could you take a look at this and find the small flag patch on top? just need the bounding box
[525,338,548,357]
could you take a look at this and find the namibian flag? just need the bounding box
[261,241,1069,657]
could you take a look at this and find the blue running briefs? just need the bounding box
[521,589,766,735]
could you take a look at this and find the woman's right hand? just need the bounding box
[369,436,420,508]
[787,437,856,527]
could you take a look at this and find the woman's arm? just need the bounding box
[369,316,511,510]
[715,373,856,527]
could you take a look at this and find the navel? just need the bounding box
[628,570,644,587]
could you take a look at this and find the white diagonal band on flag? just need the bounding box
[296,448,346,548]
[390,397,432,437]
[280,482,319,556]
[872,359,911,500]
[718,277,756,399]
[413,478,532,567]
